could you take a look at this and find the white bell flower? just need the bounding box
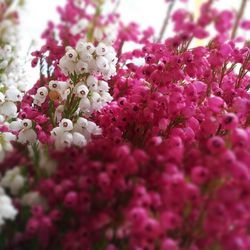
[86,75,98,91]
[101,92,113,104]
[96,42,108,56]
[5,86,22,102]
[105,51,118,65]
[59,56,76,76]
[98,80,110,92]
[79,52,92,62]
[76,41,95,54]
[21,119,33,130]
[49,80,69,92]
[59,118,73,132]
[88,58,98,73]
[9,120,22,131]
[76,117,88,128]
[65,48,78,61]
[35,86,48,100]
[76,61,88,74]
[51,127,64,139]
[21,191,47,208]
[90,92,103,111]
[76,84,89,98]
[0,101,17,118]
[72,132,87,147]
[18,129,37,144]
[2,132,16,142]
[0,187,18,227]
[86,121,102,135]
[96,56,110,72]
[60,132,73,148]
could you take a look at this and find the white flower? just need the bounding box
[34,86,48,106]
[18,128,37,144]
[60,132,73,148]
[72,132,87,147]
[86,75,98,91]
[59,118,73,132]
[5,86,22,102]
[59,56,75,75]
[106,51,118,65]
[21,119,32,130]
[0,187,17,227]
[76,117,88,128]
[1,167,25,195]
[76,41,95,54]
[9,120,22,131]
[76,60,88,74]
[0,101,17,118]
[36,86,48,97]
[79,97,91,113]
[49,80,69,92]
[3,132,16,142]
[86,121,102,135]
[21,191,46,208]
[79,52,92,62]
[51,127,64,139]
[96,56,110,72]
[98,80,110,93]
[65,47,78,61]
[101,92,113,104]
[90,91,103,111]
[96,42,108,56]
[76,84,89,98]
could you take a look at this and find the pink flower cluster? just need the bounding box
[1,0,250,250]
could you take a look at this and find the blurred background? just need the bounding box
[19,0,249,84]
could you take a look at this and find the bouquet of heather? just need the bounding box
[1,0,250,249]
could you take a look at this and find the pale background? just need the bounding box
[19,0,248,84]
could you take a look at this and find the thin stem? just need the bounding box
[157,0,176,43]
[231,0,247,39]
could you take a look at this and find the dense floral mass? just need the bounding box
[0,0,250,249]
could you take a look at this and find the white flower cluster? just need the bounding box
[9,119,37,144]
[0,19,17,46]
[51,118,101,150]
[59,40,117,80]
[0,12,26,120]
[28,38,117,150]
[0,2,28,162]
[0,187,18,227]
[1,167,26,195]
[0,1,26,125]
[0,84,23,119]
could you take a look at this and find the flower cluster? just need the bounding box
[0,0,26,120]
[0,187,17,227]
[0,0,26,164]
[14,37,117,149]
[1,0,250,250]
[59,40,117,80]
